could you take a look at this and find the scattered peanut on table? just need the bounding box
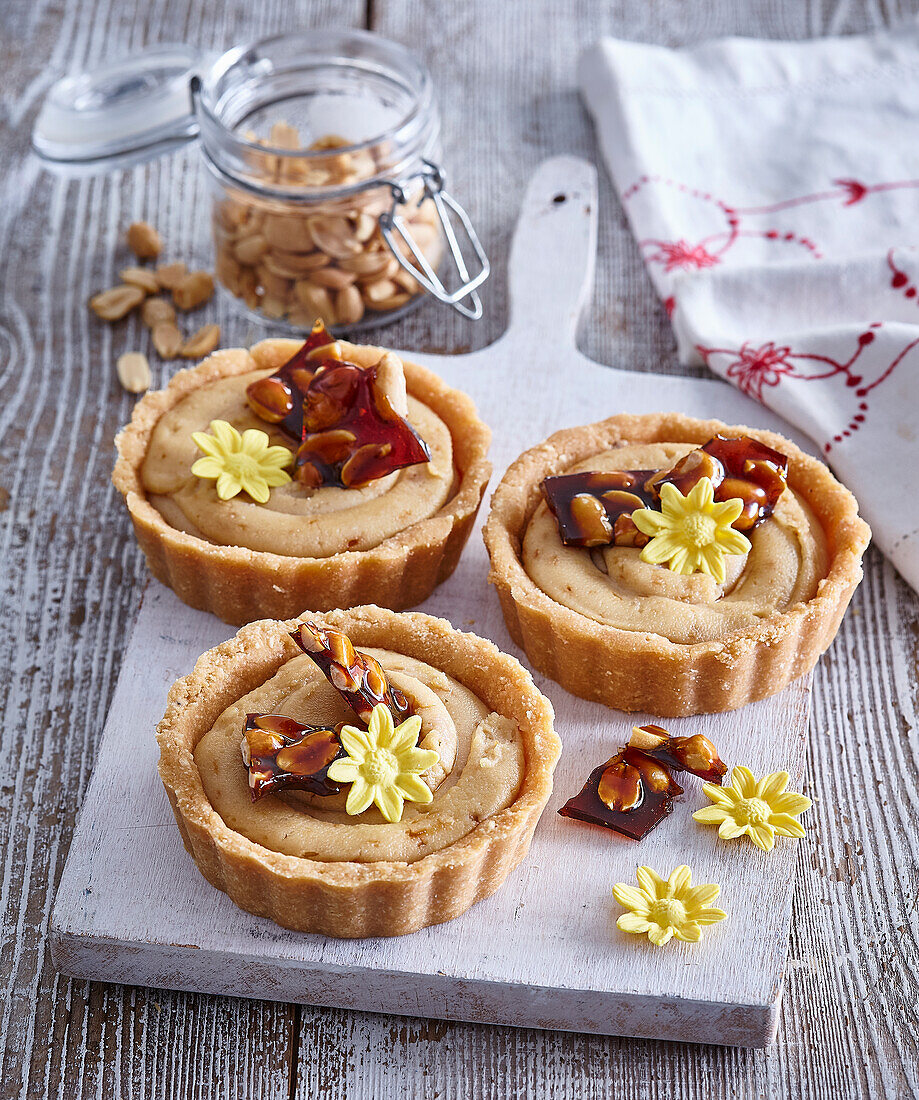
[89,222,220,387]
[115,352,152,394]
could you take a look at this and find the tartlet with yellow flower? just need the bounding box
[483,413,869,716]
[156,606,560,937]
[113,324,491,624]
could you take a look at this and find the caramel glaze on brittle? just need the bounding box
[290,620,413,725]
[558,724,727,840]
[245,321,431,489]
[243,621,415,802]
[242,714,344,800]
[542,434,788,549]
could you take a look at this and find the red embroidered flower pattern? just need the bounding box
[721,342,794,401]
[646,239,721,273]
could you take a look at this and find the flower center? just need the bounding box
[681,513,717,547]
[648,898,686,927]
[360,748,398,787]
[734,797,771,826]
[223,452,261,480]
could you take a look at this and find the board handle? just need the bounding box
[505,156,598,350]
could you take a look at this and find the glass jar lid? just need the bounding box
[32,44,203,161]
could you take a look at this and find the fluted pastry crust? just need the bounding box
[113,339,491,624]
[156,606,560,937]
[483,413,870,716]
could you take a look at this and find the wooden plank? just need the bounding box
[53,158,812,1048]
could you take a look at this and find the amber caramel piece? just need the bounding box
[655,435,788,533]
[242,713,344,800]
[542,469,657,548]
[247,320,430,489]
[558,747,683,841]
[629,724,727,784]
[291,620,413,726]
[246,320,335,437]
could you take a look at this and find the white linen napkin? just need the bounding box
[579,21,919,592]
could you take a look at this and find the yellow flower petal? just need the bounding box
[617,912,652,935]
[211,419,240,450]
[731,766,758,798]
[389,714,423,754]
[692,805,729,826]
[694,906,728,926]
[613,884,652,913]
[191,456,224,479]
[756,771,790,799]
[770,791,812,816]
[338,726,373,759]
[700,783,736,807]
[718,527,753,556]
[718,819,747,840]
[326,760,360,784]
[192,431,224,459]
[345,777,375,816]
[667,865,693,896]
[395,774,433,804]
[769,813,806,838]
[637,531,675,561]
[375,784,403,823]
[240,475,270,504]
[635,866,667,900]
[648,925,675,947]
[215,472,242,500]
[685,882,721,908]
[749,824,776,851]
[674,922,702,943]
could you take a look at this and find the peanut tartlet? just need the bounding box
[157,607,560,937]
[484,413,870,716]
[113,325,491,624]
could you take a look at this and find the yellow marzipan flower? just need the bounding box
[692,765,811,852]
[327,703,439,824]
[613,865,727,947]
[632,477,751,583]
[191,419,293,503]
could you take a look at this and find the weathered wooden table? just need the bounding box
[2,1,917,1096]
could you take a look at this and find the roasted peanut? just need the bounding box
[151,321,183,359]
[126,221,162,260]
[180,323,221,359]
[173,270,214,311]
[155,261,187,290]
[116,352,151,394]
[90,285,145,321]
[119,267,160,294]
[141,297,176,328]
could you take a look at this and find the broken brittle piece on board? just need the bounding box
[558,747,684,841]
[629,724,728,784]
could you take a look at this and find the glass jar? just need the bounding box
[32,31,488,332]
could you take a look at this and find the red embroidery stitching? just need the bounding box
[696,324,918,454]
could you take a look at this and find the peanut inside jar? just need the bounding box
[195,648,525,863]
[522,442,830,645]
[212,126,444,329]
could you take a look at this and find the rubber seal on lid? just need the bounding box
[32,44,202,162]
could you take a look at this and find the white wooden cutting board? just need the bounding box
[51,157,817,1047]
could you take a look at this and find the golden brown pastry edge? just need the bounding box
[112,339,492,624]
[156,606,561,937]
[482,412,870,716]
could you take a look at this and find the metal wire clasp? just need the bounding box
[379,161,489,320]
